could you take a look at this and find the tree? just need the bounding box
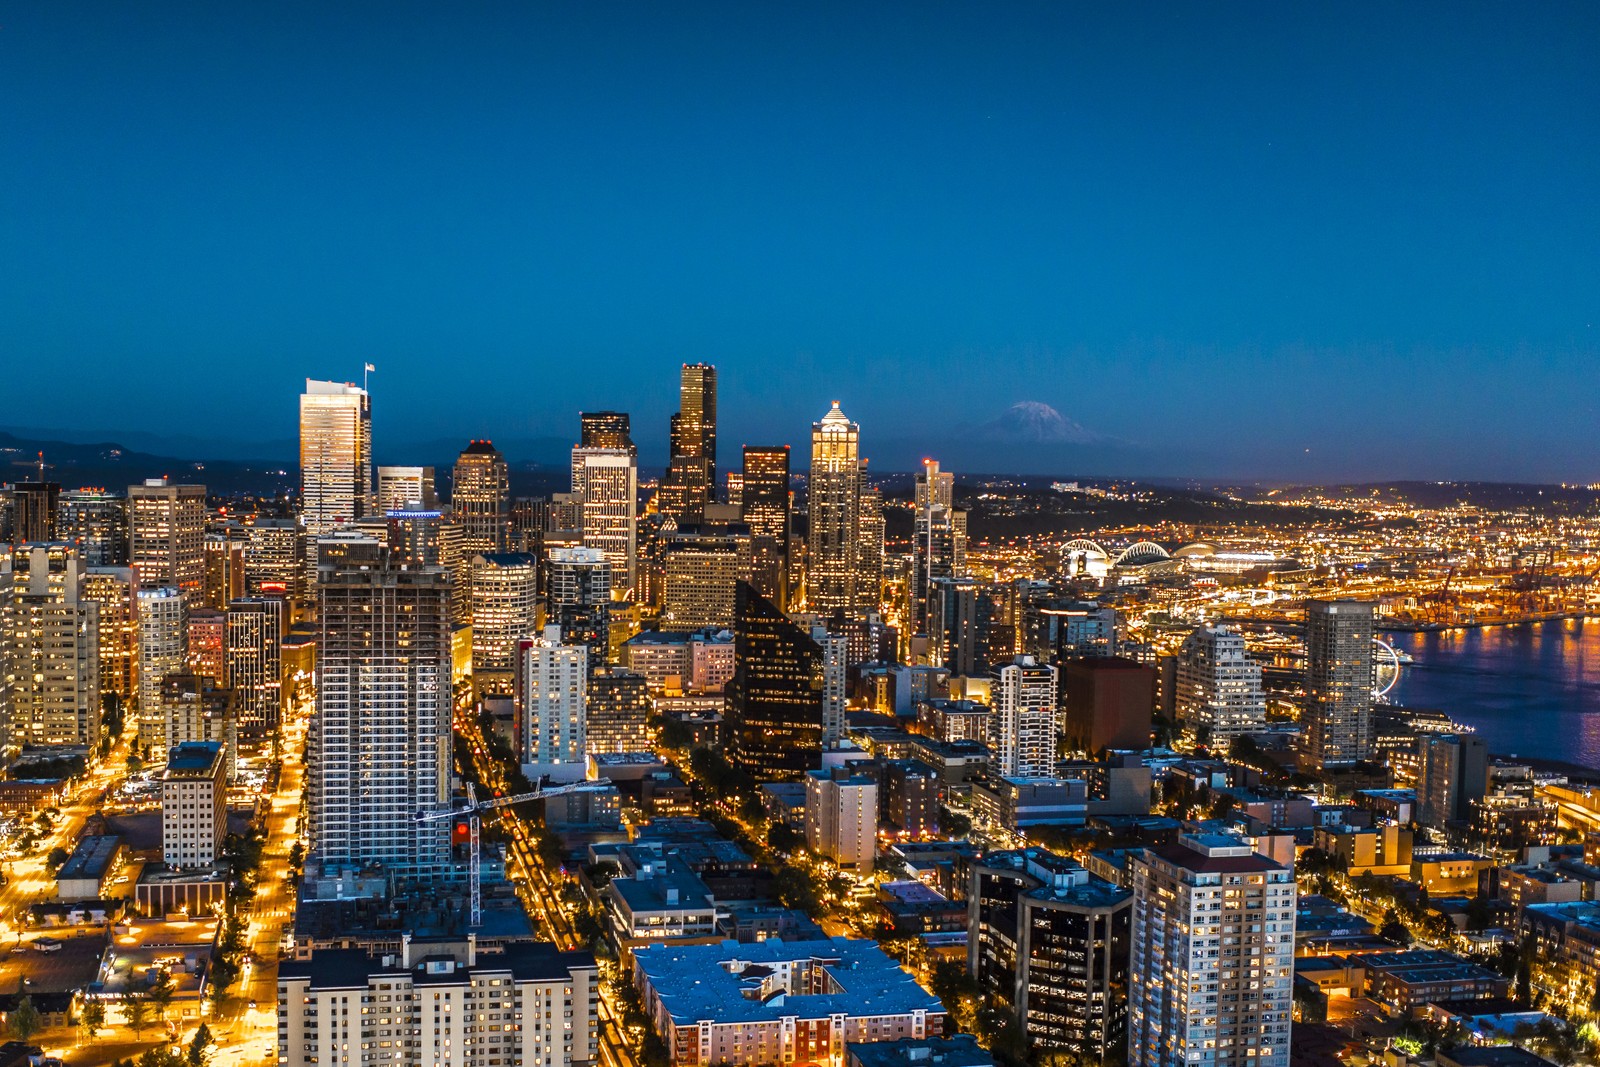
[187,1022,216,1066]
[80,1001,106,1043]
[147,970,176,1022]
[46,846,71,870]
[8,995,42,1043]
[138,1050,183,1067]
[125,994,150,1036]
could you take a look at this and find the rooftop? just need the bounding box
[280,941,595,991]
[165,742,224,778]
[58,835,121,881]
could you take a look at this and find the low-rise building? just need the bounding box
[846,1036,993,1067]
[1411,851,1495,895]
[56,834,125,902]
[605,860,719,947]
[970,775,1087,830]
[1352,949,1510,1016]
[1312,823,1413,877]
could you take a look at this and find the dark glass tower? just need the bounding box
[741,446,790,609]
[727,581,823,779]
[659,364,717,522]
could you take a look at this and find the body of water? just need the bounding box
[1386,618,1600,770]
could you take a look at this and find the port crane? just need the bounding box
[417,779,612,927]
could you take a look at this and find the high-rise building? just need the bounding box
[244,519,304,602]
[136,586,187,754]
[727,582,825,779]
[806,402,863,614]
[10,483,60,545]
[1418,733,1489,826]
[58,489,128,566]
[1304,599,1375,767]
[1174,625,1268,744]
[308,537,452,879]
[162,741,227,869]
[548,546,612,670]
[971,848,1132,1059]
[988,656,1057,778]
[1060,657,1154,755]
[515,624,588,783]
[1026,599,1116,663]
[84,567,139,709]
[1128,833,1296,1067]
[128,479,206,597]
[659,364,718,522]
[741,446,791,608]
[186,606,227,684]
[927,577,994,676]
[585,667,653,754]
[160,674,235,771]
[227,597,283,734]
[661,531,751,633]
[469,552,540,690]
[579,411,634,452]
[804,766,878,873]
[452,441,510,554]
[299,378,373,536]
[202,525,247,609]
[572,446,637,595]
[376,465,437,513]
[911,460,967,634]
[0,543,100,748]
[855,484,885,613]
[810,623,848,749]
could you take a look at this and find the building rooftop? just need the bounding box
[279,941,595,990]
[610,866,716,916]
[846,1036,993,1067]
[165,742,224,778]
[58,835,121,881]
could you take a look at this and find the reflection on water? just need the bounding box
[1388,618,1600,769]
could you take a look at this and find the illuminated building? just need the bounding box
[128,478,206,597]
[741,446,791,608]
[572,445,637,595]
[299,378,373,536]
[1174,625,1267,744]
[1025,599,1115,663]
[548,546,612,670]
[659,363,717,523]
[136,586,187,754]
[452,440,510,554]
[812,623,848,748]
[376,464,437,512]
[927,577,995,676]
[988,656,1056,778]
[58,489,128,566]
[10,482,60,544]
[724,471,743,510]
[806,402,864,614]
[1128,834,1296,1067]
[160,675,235,779]
[579,410,634,452]
[186,606,227,683]
[308,536,452,879]
[911,459,967,634]
[661,530,751,632]
[856,484,885,612]
[1419,733,1488,826]
[162,740,227,869]
[0,542,99,748]
[1304,598,1375,767]
[585,667,653,754]
[727,582,825,779]
[227,596,283,734]
[970,848,1131,1059]
[244,518,304,602]
[84,566,139,707]
[202,525,246,609]
[804,766,877,873]
[469,552,540,691]
[515,624,587,783]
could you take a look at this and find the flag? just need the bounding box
[364,362,376,372]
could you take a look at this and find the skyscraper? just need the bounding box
[727,582,825,779]
[227,597,284,735]
[741,446,790,608]
[0,543,100,748]
[585,667,653,754]
[854,483,885,612]
[58,489,128,566]
[128,479,207,597]
[11,482,61,544]
[988,656,1057,778]
[186,606,227,684]
[469,552,540,691]
[927,577,994,677]
[376,465,437,513]
[452,441,510,554]
[1304,599,1375,767]
[1128,834,1296,1067]
[308,537,452,879]
[1174,624,1268,744]
[202,525,246,610]
[661,531,751,633]
[571,446,637,595]
[806,402,863,614]
[515,624,588,783]
[659,363,717,522]
[547,546,612,671]
[804,767,878,873]
[1418,733,1489,826]
[84,567,139,709]
[579,411,634,452]
[243,519,304,602]
[911,459,967,634]
[299,378,373,536]
[136,586,187,754]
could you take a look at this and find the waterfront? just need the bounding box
[1388,618,1600,771]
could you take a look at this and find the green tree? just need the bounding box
[8,995,42,1042]
[125,994,150,1036]
[138,1050,183,1067]
[187,1022,216,1066]
[147,970,176,1022]
[80,1000,106,1042]
[45,846,71,870]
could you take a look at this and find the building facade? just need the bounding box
[988,657,1057,778]
[452,441,510,555]
[1,543,100,748]
[299,378,373,536]
[162,740,227,868]
[1174,625,1268,744]
[129,479,207,597]
[515,625,588,783]
[1305,599,1375,767]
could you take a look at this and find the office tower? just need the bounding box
[1060,657,1155,755]
[806,402,863,614]
[971,848,1132,1059]
[202,526,247,609]
[58,489,128,566]
[571,445,637,595]
[510,496,547,554]
[661,531,751,632]
[469,552,540,691]
[548,546,612,670]
[376,465,437,513]
[160,675,235,774]
[299,378,373,536]
[1128,834,1296,1067]
[804,766,878,873]
[278,941,601,1067]
[727,582,825,779]
[927,577,994,676]
[855,484,885,612]
[810,623,848,748]
[162,741,227,869]
[515,625,588,783]
[309,538,452,878]
[128,479,207,597]
[659,363,718,522]
[452,441,510,554]
[724,472,744,510]
[136,586,187,754]
[912,460,967,634]
[227,597,283,734]
[244,518,304,601]
[1304,599,1376,767]
[84,567,139,708]
[989,656,1057,778]
[741,446,790,608]
[1027,599,1117,663]
[10,482,60,545]
[1175,624,1268,744]
[585,667,653,754]
[186,606,227,683]
[1419,733,1489,826]
[579,411,634,452]
[0,543,100,748]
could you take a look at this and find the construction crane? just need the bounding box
[417,779,612,928]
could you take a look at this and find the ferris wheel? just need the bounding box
[1372,638,1402,699]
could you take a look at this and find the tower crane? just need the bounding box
[417,779,613,928]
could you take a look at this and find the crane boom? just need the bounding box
[415,779,613,822]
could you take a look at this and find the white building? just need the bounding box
[810,625,849,748]
[469,553,540,685]
[988,656,1057,778]
[0,543,100,749]
[516,625,588,783]
[376,465,437,513]
[136,586,187,754]
[804,767,878,874]
[162,741,227,868]
[1128,833,1296,1067]
[277,939,600,1067]
[128,478,207,598]
[1174,625,1268,744]
[299,379,373,537]
[571,447,637,595]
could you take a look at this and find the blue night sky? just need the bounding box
[3,3,1598,481]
